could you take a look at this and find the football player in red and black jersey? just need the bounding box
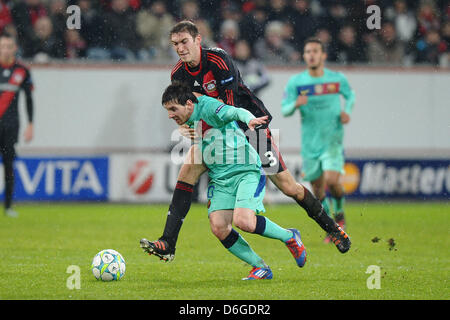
[140,21,350,261]
[0,33,34,217]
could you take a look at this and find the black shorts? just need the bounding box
[246,127,287,176]
[0,125,18,160]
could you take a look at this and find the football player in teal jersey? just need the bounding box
[282,38,355,242]
[141,81,307,280]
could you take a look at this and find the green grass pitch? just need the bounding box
[0,202,448,300]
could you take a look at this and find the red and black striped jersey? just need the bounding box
[171,47,272,127]
[0,60,33,128]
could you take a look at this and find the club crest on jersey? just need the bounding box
[14,74,23,83]
[202,71,219,97]
[314,84,324,94]
[10,69,26,85]
[327,83,337,93]
[203,79,217,93]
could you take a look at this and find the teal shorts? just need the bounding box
[302,146,345,182]
[207,172,266,215]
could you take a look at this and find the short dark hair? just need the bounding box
[303,37,325,52]
[0,32,17,43]
[162,81,198,106]
[169,20,199,39]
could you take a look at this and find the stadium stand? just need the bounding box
[0,0,447,67]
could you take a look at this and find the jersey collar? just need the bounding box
[184,47,204,76]
[0,59,16,69]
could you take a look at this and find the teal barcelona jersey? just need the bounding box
[281,68,355,159]
[185,95,261,184]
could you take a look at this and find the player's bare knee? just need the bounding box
[234,221,253,233]
[210,223,231,240]
[233,214,255,233]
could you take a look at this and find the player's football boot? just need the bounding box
[242,266,273,280]
[335,212,346,230]
[324,213,346,244]
[329,224,351,253]
[323,233,332,244]
[140,238,175,262]
[285,228,307,267]
[4,208,18,218]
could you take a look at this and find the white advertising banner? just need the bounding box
[108,153,305,203]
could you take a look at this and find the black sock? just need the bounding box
[253,215,266,235]
[296,187,338,234]
[3,155,14,210]
[160,181,194,248]
[220,229,240,249]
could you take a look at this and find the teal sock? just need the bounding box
[332,196,345,216]
[321,197,332,217]
[254,215,293,242]
[221,229,266,268]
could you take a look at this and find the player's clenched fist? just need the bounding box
[248,115,269,131]
[295,95,308,108]
[340,111,350,124]
[179,124,197,141]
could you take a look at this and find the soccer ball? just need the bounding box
[91,249,126,281]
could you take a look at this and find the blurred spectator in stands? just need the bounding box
[239,3,268,51]
[11,0,47,58]
[254,21,300,64]
[128,0,141,11]
[267,0,290,22]
[288,0,319,50]
[442,21,450,49]
[65,29,86,59]
[386,0,417,62]
[282,21,297,47]
[367,21,405,65]
[321,2,347,38]
[315,28,337,61]
[48,0,66,60]
[196,0,220,28]
[442,0,450,21]
[440,20,450,67]
[233,39,270,97]
[196,18,216,48]
[416,0,440,37]
[391,0,417,44]
[30,16,65,61]
[334,24,366,64]
[103,0,141,61]
[0,0,12,34]
[179,0,200,21]
[78,0,110,60]
[415,28,447,65]
[217,19,239,57]
[136,0,175,61]
[220,0,242,22]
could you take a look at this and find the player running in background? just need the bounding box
[141,82,306,280]
[281,37,355,242]
[0,33,34,217]
[142,21,350,261]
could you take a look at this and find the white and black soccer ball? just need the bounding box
[91,249,126,281]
